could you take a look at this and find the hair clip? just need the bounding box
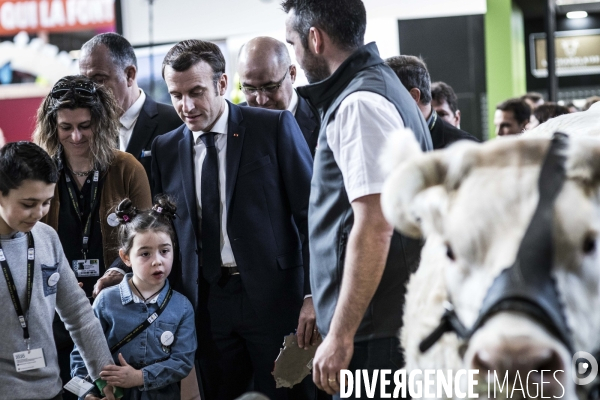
[123,215,130,222]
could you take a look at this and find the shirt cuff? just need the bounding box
[105,267,126,276]
[304,294,312,299]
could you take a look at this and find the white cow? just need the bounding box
[380,128,600,399]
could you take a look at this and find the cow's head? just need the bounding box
[381,131,600,398]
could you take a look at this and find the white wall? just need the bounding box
[122,0,486,46]
[122,0,486,93]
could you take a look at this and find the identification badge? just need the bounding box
[64,376,95,397]
[13,348,46,372]
[72,259,100,277]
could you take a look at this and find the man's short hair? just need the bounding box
[533,102,569,124]
[496,98,531,124]
[431,81,459,114]
[521,92,544,104]
[281,0,366,52]
[385,55,431,104]
[81,32,137,70]
[162,40,226,89]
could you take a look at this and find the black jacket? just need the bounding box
[126,95,181,194]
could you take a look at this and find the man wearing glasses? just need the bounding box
[238,37,319,156]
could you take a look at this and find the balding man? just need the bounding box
[79,33,182,191]
[238,37,319,156]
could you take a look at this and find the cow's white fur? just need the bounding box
[381,122,600,399]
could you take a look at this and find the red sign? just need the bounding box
[0,0,115,35]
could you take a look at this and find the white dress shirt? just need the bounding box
[288,89,299,116]
[119,89,146,151]
[326,91,405,202]
[192,101,237,266]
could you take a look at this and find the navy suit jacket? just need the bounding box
[127,95,182,194]
[151,101,313,320]
[239,90,319,157]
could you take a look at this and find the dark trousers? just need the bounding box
[333,337,406,400]
[195,275,318,400]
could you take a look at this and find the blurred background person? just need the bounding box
[494,97,530,136]
[565,102,580,113]
[33,75,151,398]
[521,91,544,111]
[431,81,462,129]
[584,95,600,111]
[528,102,569,129]
[386,55,479,148]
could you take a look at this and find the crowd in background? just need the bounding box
[1,1,597,400]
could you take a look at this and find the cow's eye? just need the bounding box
[583,235,596,254]
[445,242,456,261]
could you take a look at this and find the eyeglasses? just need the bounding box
[240,67,290,96]
[50,78,97,99]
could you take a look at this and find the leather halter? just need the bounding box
[420,132,573,353]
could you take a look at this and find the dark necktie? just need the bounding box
[200,132,222,284]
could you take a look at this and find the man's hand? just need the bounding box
[100,353,144,388]
[93,271,124,298]
[102,384,116,400]
[296,297,319,348]
[312,333,354,395]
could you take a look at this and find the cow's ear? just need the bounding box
[381,152,448,238]
[567,137,600,187]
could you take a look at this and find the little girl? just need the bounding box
[0,141,116,400]
[71,196,197,400]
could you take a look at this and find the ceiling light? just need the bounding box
[566,11,589,18]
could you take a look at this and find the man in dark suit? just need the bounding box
[152,39,316,400]
[385,55,480,148]
[237,37,319,156]
[79,33,181,189]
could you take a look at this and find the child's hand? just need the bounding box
[100,353,144,388]
[102,384,117,400]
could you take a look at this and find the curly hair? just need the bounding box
[33,75,118,171]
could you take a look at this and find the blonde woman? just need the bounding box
[34,75,151,397]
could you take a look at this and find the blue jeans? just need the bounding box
[333,337,406,400]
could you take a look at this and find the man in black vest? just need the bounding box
[283,0,433,398]
[385,55,480,148]
[238,37,319,156]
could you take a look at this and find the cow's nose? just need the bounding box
[472,340,563,373]
[471,339,565,394]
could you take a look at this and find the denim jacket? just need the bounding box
[71,274,196,395]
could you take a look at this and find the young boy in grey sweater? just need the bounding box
[0,142,116,400]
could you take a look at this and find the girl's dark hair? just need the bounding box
[115,195,177,254]
[0,141,58,196]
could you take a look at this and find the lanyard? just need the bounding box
[0,232,35,348]
[65,170,100,259]
[109,285,173,354]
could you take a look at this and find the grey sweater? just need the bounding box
[0,223,114,400]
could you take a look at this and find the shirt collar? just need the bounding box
[192,99,229,144]
[120,89,146,130]
[288,89,299,116]
[427,109,438,131]
[119,272,171,305]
